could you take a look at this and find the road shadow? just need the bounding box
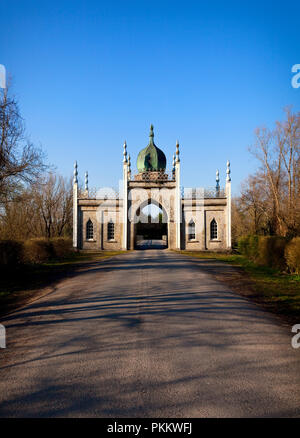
[135,239,167,250]
[0,251,299,418]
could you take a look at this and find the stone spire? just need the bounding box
[216,169,220,184]
[73,161,78,249]
[123,141,127,163]
[172,153,176,179]
[73,161,78,184]
[85,171,88,191]
[175,140,181,250]
[226,160,232,249]
[175,140,180,163]
[216,169,220,196]
[128,154,131,179]
[226,160,231,182]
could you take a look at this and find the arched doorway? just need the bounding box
[134,200,168,249]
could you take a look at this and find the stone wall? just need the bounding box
[76,190,230,251]
[78,199,123,250]
[181,198,228,251]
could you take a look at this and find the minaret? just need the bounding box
[175,140,181,249]
[128,154,131,181]
[123,140,128,164]
[216,169,220,197]
[172,153,176,180]
[122,141,128,250]
[226,160,232,249]
[85,171,89,196]
[73,161,78,249]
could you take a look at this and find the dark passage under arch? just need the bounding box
[135,201,168,249]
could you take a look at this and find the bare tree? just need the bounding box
[240,174,268,233]
[231,174,269,244]
[31,173,73,238]
[249,108,300,236]
[0,172,73,239]
[0,86,46,203]
[275,108,300,235]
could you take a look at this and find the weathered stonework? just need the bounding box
[73,128,231,252]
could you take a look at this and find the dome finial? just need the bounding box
[149,124,154,140]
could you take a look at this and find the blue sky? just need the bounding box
[1,0,299,194]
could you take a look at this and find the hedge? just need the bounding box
[256,236,287,270]
[23,238,55,263]
[238,235,288,270]
[0,240,24,265]
[0,237,73,265]
[51,237,73,258]
[285,237,300,274]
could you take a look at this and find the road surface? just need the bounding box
[0,249,299,417]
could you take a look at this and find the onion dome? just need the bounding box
[137,125,167,172]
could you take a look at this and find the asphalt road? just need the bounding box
[0,249,299,417]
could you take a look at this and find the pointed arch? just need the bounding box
[107,220,115,240]
[188,219,196,240]
[86,219,94,240]
[210,218,218,240]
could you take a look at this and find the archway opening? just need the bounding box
[135,201,168,249]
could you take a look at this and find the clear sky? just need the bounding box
[1,0,299,194]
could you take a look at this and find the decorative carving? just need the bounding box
[78,187,120,199]
[182,187,226,199]
[133,170,175,181]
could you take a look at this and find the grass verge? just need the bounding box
[0,250,126,316]
[176,251,300,325]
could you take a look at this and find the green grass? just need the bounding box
[177,250,300,322]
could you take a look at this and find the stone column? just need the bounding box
[130,221,135,250]
[226,160,232,249]
[73,161,78,249]
[122,141,128,250]
[175,141,181,250]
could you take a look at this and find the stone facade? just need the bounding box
[73,130,231,252]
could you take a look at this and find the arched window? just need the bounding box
[188,220,195,240]
[86,219,94,240]
[107,221,115,240]
[210,219,218,240]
